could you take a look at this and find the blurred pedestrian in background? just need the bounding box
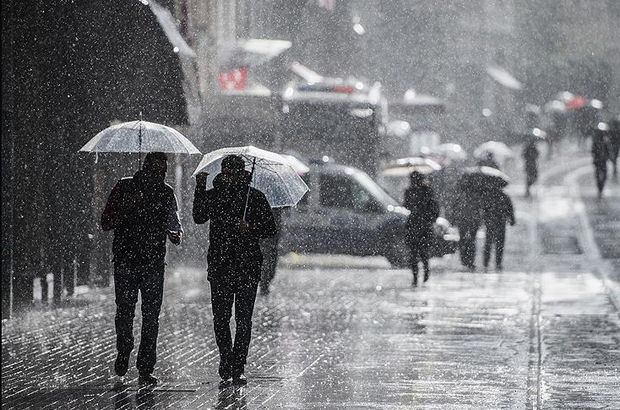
[522,137,540,197]
[450,184,483,272]
[403,171,440,286]
[609,115,620,180]
[101,152,182,387]
[481,189,515,272]
[590,122,610,199]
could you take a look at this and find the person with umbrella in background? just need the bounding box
[403,171,440,286]
[193,155,277,387]
[481,188,516,272]
[101,152,183,387]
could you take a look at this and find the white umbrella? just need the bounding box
[474,141,514,161]
[382,157,442,176]
[192,146,309,209]
[433,143,468,161]
[80,120,200,155]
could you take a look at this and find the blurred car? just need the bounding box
[279,160,458,267]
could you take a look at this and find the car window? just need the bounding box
[320,174,355,209]
[320,174,382,212]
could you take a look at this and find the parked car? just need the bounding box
[279,160,458,267]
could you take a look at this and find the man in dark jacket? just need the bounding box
[482,189,515,271]
[101,152,182,386]
[193,155,277,387]
[403,172,440,286]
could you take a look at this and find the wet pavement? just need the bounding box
[2,145,620,409]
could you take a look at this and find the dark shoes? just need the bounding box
[114,354,129,377]
[232,374,247,386]
[138,374,158,386]
[423,272,430,282]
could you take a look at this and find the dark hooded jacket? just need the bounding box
[193,173,277,282]
[101,169,181,266]
[403,185,440,243]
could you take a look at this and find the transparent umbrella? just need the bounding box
[473,141,514,161]
[192,146,309,209]
[79,118,201,166]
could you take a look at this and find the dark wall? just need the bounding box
[2,0,187,316]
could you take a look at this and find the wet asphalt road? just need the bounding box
[2,145,619,409]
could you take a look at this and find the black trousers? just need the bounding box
[209,277,259,378]
[408,230,431,279]
[114,262,164,376]
[483,226,506,268]
[595,163,607,194]
[458,223,479,268]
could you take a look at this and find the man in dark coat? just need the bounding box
[450,184,483,271]
[522,138,540,197]
[193,155,277,387]
[101,152,182,386]
[481,189,515,271]
[403,172,440,286]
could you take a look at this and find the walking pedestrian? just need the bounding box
[259,207,283,296]
[609,116,620,180]
[193,155,277,388]
[403,171,440,286]
[450,184,483,271]
[522,137,540,197]
[481,189,515,272]
[101,152,183,387]
[590,122,610,199]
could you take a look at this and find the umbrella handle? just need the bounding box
[242,158,256,222]
[138,111,143,169]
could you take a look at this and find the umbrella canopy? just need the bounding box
[281,154,310,175]
[433,143,468,161]
[382,157,442,176]
[474,141,514,161]
[460,166,510,191]
[79,120,201,155]
[192,146,309,208]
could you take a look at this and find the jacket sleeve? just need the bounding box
[101,180,124,231]
[192,184,216,224]
[250,191,277,239]
[168,191,183,232]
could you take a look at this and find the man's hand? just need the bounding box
[195,172,209,188]
[168,230,182,245]
[239,220,251,233]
